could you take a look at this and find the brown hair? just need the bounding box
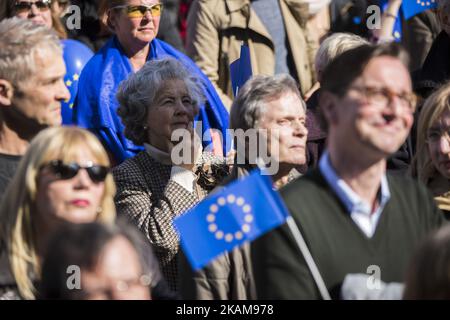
[100,0,127,30]
[4,0,67,39]
[321,42,410,97]
[403,224,450,299]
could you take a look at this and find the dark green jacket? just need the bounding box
[252,169,445,299]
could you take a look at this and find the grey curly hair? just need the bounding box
[116,57,205,145]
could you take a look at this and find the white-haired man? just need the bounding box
[0,18,69,197]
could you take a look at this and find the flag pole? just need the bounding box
[256,157,331,300]
[285,216,331,300]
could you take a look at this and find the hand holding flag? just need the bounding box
[174,169,288,270]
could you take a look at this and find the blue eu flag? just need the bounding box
[230,44,253,97]
[174,170,289,270]
[402,0,437,20]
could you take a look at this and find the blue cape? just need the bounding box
[72,37,229,163]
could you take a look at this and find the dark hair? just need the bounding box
[321,42,410,97]
[38,219,169,299]
[403,225,450,299]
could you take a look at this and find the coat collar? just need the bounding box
[225,0,250,13]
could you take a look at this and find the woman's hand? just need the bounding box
[169,122,202,172]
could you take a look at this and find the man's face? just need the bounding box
[258,91,308,168]
[331,56,414,159]
[11,48,69,127]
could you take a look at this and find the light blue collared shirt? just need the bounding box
[319,152,391,238]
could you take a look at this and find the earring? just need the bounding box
[96,207,103,214]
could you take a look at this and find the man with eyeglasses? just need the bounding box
[252,43,445,300]
[0,18,69,200]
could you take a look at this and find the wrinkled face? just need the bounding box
[427,109,450,179]
[146,79,199,152]
[110,0,161,48]
[258,92,308,167]
[13,0,53,28]
[35,148,106,226]
[80,236,151,300]
[330,56,414,160]
[12,49,69,127]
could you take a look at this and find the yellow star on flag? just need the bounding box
[65,80,72,87]
[73,74,79,81]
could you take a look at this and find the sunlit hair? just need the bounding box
[411,82,450,185]
[0,127,116,299]
[0,18,61,87]
[230,74,305,131]
[4,0,67,38]
[404,224,450,299]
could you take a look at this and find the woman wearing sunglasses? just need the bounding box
[2,0,67,38]
[412,83,450,220]
[0,127,116,300]
[72,0,228,165]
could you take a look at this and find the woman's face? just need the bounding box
[35,148,107,226]
[110,0,161,48]
[146,79,199,153]
[13,0,53,28]
[427,109,450,179]
[80,236,151,300]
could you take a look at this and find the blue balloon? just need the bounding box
[61,39,94,125]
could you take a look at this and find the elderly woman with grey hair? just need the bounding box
[112,57,229,293]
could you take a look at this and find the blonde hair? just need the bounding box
[315,33,369,82]
[0,127,116,299]
[411,83,450,185]
[4,0,67,39]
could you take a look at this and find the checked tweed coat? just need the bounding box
[113,150,228,292]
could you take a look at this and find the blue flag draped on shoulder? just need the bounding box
[229,44,253,97]
[174,170,289,270]
[72,37,229,163]
[402,0,437,20]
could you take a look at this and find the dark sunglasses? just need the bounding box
[42,160,109,183]
[14,0,51,13]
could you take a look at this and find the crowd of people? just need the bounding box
[1,0,450,300]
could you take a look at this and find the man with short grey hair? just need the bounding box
[230,74,308,187]
[0,18,70,197]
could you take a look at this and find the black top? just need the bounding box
[0,153,21,201]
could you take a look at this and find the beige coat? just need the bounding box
[186,0,316,108]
